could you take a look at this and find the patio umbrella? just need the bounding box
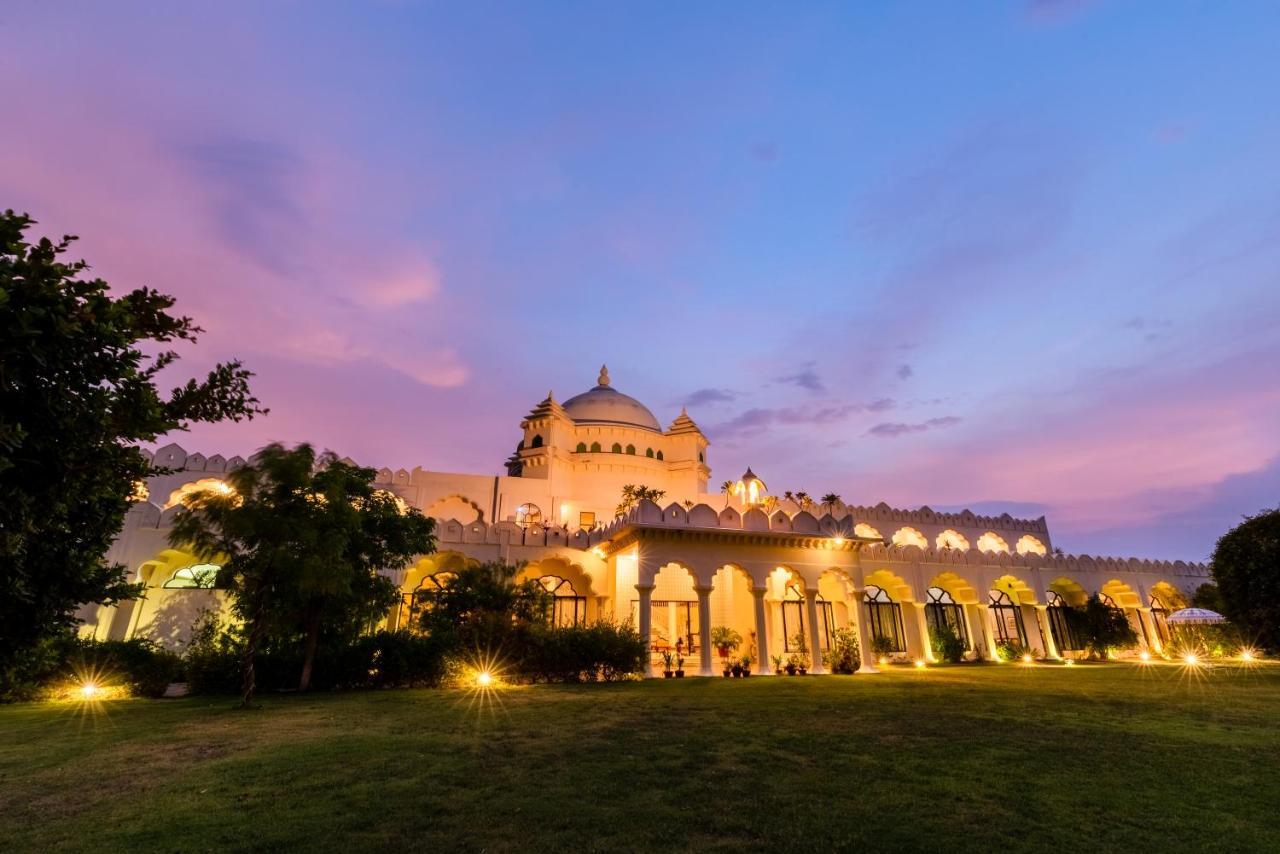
[1166,607,1226,625]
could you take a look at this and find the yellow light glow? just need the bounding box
[1064,659,1075,667]
[1139,651,1151,662]
[1241,650,1255,662]
[1183,653,1199,666]
[914,659,926,669]
[878,656,888,666]
[476,671,493,687]
[1021,654,1033,664]
[832,536,845,546]
[592,547,605,559]
[79,682,100,699]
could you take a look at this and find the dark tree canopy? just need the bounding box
[169,443,437,703]
[1210,508,1280,651]
[0,210,264,682]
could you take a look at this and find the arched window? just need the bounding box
[863,586,906,652]
[854,523,882,540]
[515,503,542,529]
[657,451,664,461]
[781,584,835,651]
[408,571,456,626]
[611,443,622,454]
[645,448,654,458]
[575,442,588,453]
[1046,591,1082,652]
[625,444,636,455]
[539,575,587,627]
[530,434,544,448]
[924,586,969,649]
[1149,593,1171,645]
[988,590,1026,645]
[698,452,704,462]
[590,441,601,453]
[163,564,220,589]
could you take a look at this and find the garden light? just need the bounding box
[1021,654,1033,664]
[1183,654,1199,666]
[914,659,926,669]
[1064,659,1075,667]
[832,536,845,546]
[1139,651,1151,662]
[878,657,888,666]
[1241,650,1256,662]
[476,670,493,687]
[79,682,99,699]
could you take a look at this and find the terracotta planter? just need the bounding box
[722,669,731,678]
[742,669,751,678]
[675,670,685,678]
[663,671,673,679]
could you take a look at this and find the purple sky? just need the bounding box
[5,2,1278,561]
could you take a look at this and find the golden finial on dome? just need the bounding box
[597,364,610,387]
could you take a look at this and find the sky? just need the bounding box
[3,1,1278,562]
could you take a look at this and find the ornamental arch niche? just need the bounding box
[990,574,1038,605]
[424,494,484,524]
[1015,535,1047,556]
[935,529,970,551]
[642,562,702,656]
[1048,576,1088,607]
[1099,578,1141,609]
[928,570,980,605]
[164,478,235,509]
[977,532,1010,554]
[854,523,882,540]
[890,526,928,549]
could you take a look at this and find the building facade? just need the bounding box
[81,367,1209,674]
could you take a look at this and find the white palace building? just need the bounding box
[82,367,1210,675]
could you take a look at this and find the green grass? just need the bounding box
[2,663,1278,853]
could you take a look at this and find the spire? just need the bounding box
[597,364,610,387]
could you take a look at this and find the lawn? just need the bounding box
[2,663,1278,853]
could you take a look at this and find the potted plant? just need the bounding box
[771,654,784,675]
[661,650,674,678]
[740,651,754,677]
[789,632,810,675]
[674,652,685,678]
[731,660,743,678]
[870,635,896,665]
[824,627,862,674]
[712,626,741,677]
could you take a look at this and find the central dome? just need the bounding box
[562,365,662,431]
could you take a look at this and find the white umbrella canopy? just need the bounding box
[1167,607,1226,625]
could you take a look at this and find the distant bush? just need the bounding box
[870,635,897,658]
[929,623,966,663]
[2,635,180,701]
[995,641,1032,662]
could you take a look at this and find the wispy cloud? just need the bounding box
[896,364,914,380]
[866,416,962,438]
[713,398,895,438]
[679,387,737,407]
[774,364,825,393]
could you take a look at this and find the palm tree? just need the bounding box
[794,491,813,511]
[821,493,841,515]
[720,480,733,508]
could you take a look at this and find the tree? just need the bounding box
[417,561,550,661]
[1210,508,1280,651]
[0,211,264,685]
[1191,582,1225,613]
[169,443,436,704]
[820,493,842,514]
[615,484,666,518]
[794,492,813,511]
[720,480,733,508]
[1067,594,1138,659]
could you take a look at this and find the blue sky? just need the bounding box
[3,0,1278,560]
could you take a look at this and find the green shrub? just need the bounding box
[995,641,1032,662]
[823,627,861,674]
[929,623,966,663]
[870,635,897,658]
[513,620,646,683]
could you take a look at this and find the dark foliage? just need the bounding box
[1,634,179,701]
[929,623,967,663]
[1065,594,1138,658]
[512,621,647,683]
[1211,508,1280,651]
[0,210,264,689]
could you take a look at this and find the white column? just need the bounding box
[804,590,826,674]
[636,584,654,678]
[751,587,770,674]
[975,604,1000,660]
[1138,608,1163,655]
[1020,604,1046,656]
[852,589,879,673]
[912,603,935,662]
[1036,606,1061,659]
[695,585,713,676]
